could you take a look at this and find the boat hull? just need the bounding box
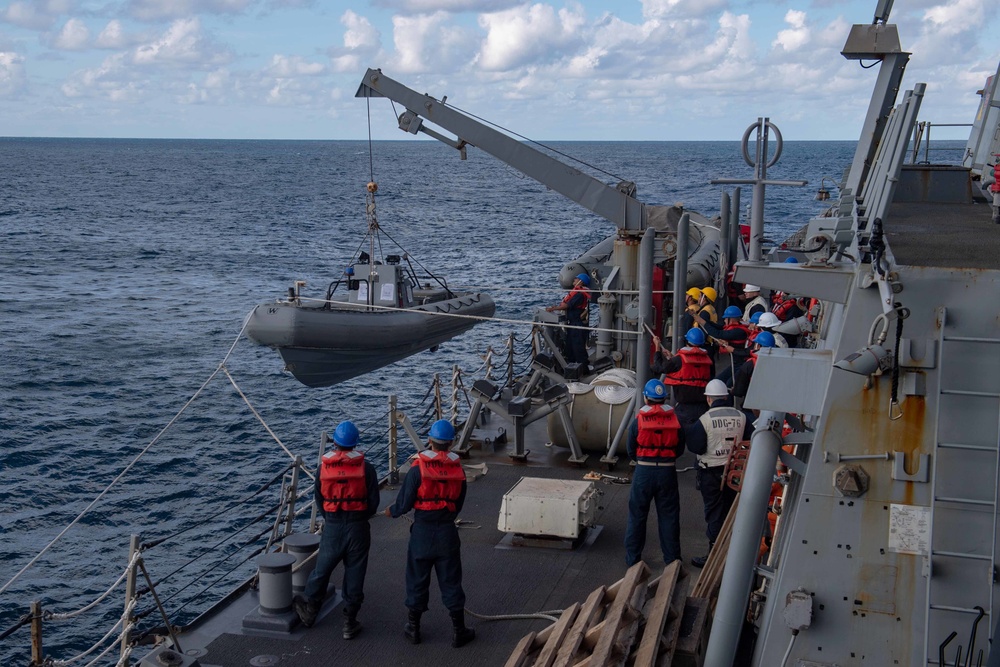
[245,293,496,387]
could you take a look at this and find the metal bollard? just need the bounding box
[283,534,321,593]
[257,552,297,615]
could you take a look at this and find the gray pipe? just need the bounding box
[719,192,731,295]
[604,393,637,461]
[597,292,615,359]
[671,213,690,354]
[704,410,786,667]
[635,226,655,405]
[730,187,742,270]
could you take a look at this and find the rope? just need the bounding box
[141,463,294,550]
[465,607,564,623]
[0,612,33,641]
[48,599,136,666]
[44,551,142,621]
[222,368,314,481]
[0,364,229,595]
[295,295,637,337]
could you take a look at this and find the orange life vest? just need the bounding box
[772,298,798,321]
[414,450,464,511]
[635,404,682,459]
[663,347,712,387]
[724,322,751,346]
[319,450,368,513]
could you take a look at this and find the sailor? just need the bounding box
[677,287,702,334]
[294,420,380,639]
[652,327,713,428]
[383,419,475,648]
[697,287,719,324]
[697,306,751,386]
[546,273,592,366]
[756,312,789,348]
[741,284,769,322]
[625,379,686,566]
[686,380,751,568]
[733,331,775,402]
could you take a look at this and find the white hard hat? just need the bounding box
[758,312,781,328]
[705,379,730,397]
[743,284,761,293]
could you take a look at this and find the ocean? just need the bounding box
[0,137,859,663]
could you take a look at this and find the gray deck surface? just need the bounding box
[886,201,1000,270]
[186,421,708,667]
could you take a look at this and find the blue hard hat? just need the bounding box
[429,419,456,442]
[643,379,667,401]
[755,331,776,348]
[685,328,706,346]
[575,273,591,287]
[723,306,743,319]
[784,257,799,263]
[333,420,360,448]
[749,312,762,325]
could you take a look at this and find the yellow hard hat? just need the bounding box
[685,287,702,299]
[700,287,717,302]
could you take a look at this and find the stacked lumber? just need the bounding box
[504,560,684,667]
[690,493,740,602]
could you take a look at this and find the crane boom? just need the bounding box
[356,68,647,232]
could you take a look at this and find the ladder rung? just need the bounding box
[938,442,998,452]
[935,496,996,507]
[940,389,1000,398]
[943,336,1000,344]
[929,604,991,614]
[932,550,993,561]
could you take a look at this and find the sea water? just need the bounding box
[0,137,861,663]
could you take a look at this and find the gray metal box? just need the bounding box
[498,477,598,538]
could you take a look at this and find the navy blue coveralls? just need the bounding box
[563,288,590,365]
[302,458,380,614]
[686,397,752,545]
[389,462,469,613]
[624,407,686,566]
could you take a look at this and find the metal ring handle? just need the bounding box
[741,120,784,169]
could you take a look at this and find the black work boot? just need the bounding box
[691,541,714,568]
[450,609,476,648]
[293,595,320,628]
[404,609,422,645]
[342,607,361,640]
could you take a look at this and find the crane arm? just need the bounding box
[356,68,646,232]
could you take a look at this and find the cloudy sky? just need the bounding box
[1,0,998,140]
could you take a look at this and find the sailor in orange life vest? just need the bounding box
[685,379,751,568]
[545,272,591,366]
[650,327,713,428]
[625,379,686,567]
[383,419,476,648]
[294,420,380,638]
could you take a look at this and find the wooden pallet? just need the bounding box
[505,560,687,667]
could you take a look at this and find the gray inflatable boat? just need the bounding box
[246,256,495,387]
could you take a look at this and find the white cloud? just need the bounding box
[1,0,72,30]
[264,54,325,76]
[96,20,129,49]
[51,18,90,50]
[641,0,727,21]
[375,0,521,12]
[329,10,382,73]
[125,0,253,22]
[390,10,477,73]
[131,18,232,67]
[772,9,810,52]
[0,50,27,94]
[477,3,586,71]
[61,53,144,101]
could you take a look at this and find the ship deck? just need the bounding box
[886,200,1000,270]
[178,419,707,667]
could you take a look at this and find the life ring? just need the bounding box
[741,120,783,169]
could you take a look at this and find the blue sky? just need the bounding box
[1,0,998,140]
